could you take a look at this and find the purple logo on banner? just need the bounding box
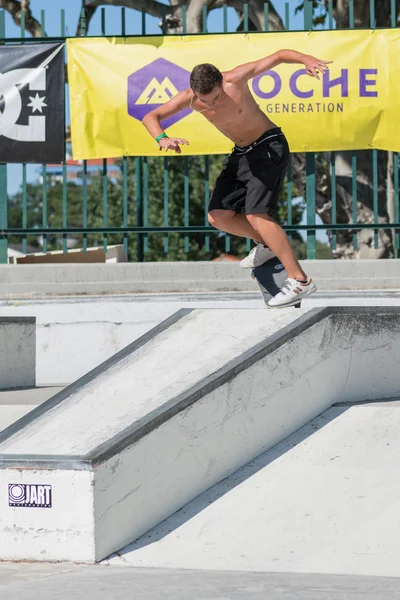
[127,58,192,129]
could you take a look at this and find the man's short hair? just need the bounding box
[190,64,222,95]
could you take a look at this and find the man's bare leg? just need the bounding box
[208,210,264,242]
[246,214,307,280]
[208,210,307,281]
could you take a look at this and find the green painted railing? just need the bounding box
[0,0,399,263]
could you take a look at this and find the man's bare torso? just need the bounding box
[190,74,276,147]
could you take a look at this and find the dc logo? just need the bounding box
[274,263,285,271]
[0,68,47,142]
[8,484,26,503]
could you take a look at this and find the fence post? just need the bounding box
[306,154,316,259]
[79,1,87,36]
[304,1,316,259]
[0,11,7,264]
[304,0,313,32]
[0,164,7,264]
[136,157,144,262]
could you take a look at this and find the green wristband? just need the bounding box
[156,132,168,143]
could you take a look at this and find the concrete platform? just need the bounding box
[1,307,400,565]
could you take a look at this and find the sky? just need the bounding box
[4,0,330,240]
[2,0,310,38]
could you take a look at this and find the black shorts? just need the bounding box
[208,128,290,216]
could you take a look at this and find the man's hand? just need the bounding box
[303,56,333,79]
[159,137,189,154]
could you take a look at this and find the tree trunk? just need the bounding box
[319,151,393,258]
[387,151,396,250]
[0,0,42,37]
[333,0,394,28]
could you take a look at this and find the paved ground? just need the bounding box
[0,387,63,432]
[0,387,64,406]
[2,563,400,600]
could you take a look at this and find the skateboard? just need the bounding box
[251,256,301,309]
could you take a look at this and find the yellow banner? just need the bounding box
[67,30,400,158]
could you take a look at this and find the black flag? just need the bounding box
[0,43,65,163]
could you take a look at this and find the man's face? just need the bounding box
[195,85,223,108]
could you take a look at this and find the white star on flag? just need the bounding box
[27,93,47,113]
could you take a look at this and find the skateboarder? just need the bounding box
[142,49,331,307]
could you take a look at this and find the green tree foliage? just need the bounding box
[293,239,332,260]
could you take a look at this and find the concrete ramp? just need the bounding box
[108,400,400,577]
[0,307,400,564]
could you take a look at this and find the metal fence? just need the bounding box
[0,0,399,264]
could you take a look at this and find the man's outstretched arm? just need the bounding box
[227,49,332,82]
[142,88,191,153]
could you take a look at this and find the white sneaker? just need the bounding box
[267,277,317,308]
[240,244,275,268]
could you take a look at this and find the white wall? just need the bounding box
[0,319,35,390]
[0,467,94,563]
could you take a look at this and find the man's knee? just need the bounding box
[246,213,274,230]
[208,209,235,229]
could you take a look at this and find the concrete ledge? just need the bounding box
[0,260,400,297]
[0,318,35,390]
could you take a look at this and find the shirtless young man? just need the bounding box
[142,49,331,307]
